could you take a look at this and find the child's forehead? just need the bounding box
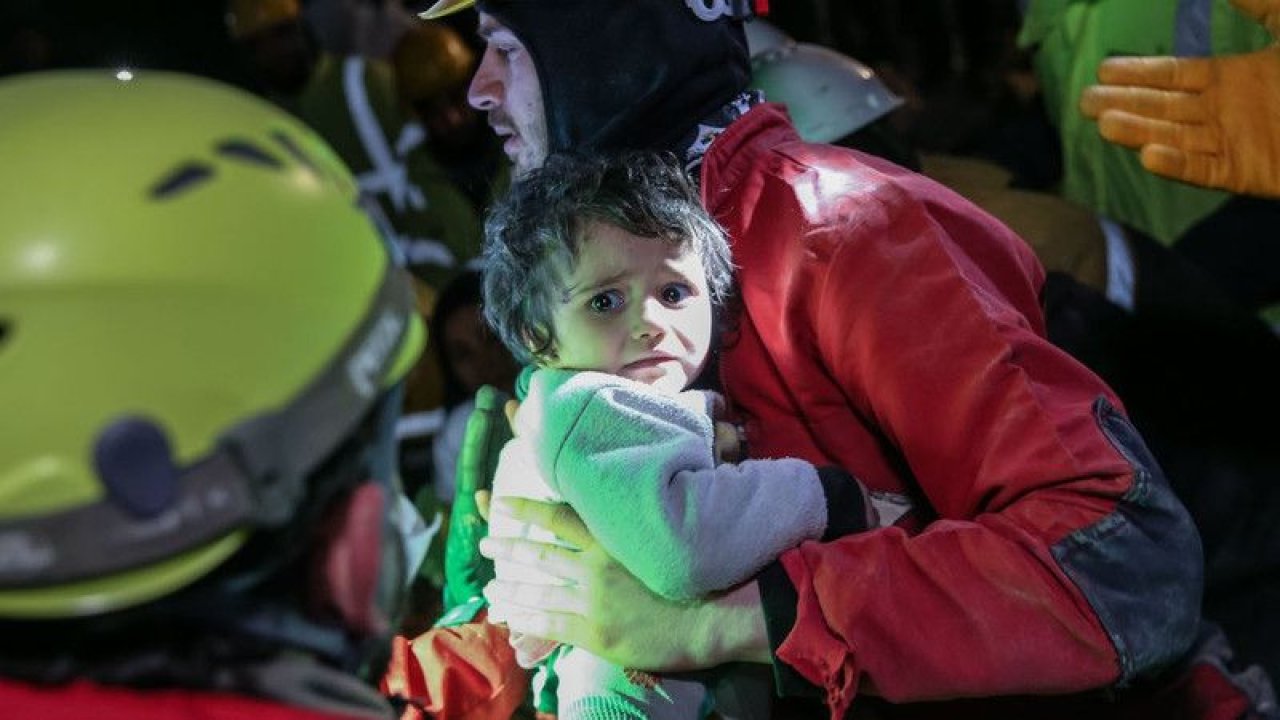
[570,222,695,269]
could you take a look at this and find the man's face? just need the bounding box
[468,12,550,177]
[546,221,714,395]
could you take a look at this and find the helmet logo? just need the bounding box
[685,0,735,21]
[347,311,406,399]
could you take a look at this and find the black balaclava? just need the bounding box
[475,0,754,157]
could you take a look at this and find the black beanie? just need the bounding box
[475,0,751,155]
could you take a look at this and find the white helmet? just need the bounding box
[750,41,904,144]
[743,17,795,58]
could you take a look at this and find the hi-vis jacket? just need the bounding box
[701,103,1205,718]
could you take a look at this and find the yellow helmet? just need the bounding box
[0,69,423,621]
[393,21,476,104]
[226,0,301,39]
[417,0,475,20]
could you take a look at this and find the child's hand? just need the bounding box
[713,420,746,463]
[702,390,746,462]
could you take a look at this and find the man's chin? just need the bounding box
[508,147,549,178]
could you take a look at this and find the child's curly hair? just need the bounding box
[481,151,735,365]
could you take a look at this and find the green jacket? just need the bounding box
[1019,0,1271,244]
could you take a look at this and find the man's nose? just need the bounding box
[467,50,500,111]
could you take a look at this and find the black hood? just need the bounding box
[476,0,752,155]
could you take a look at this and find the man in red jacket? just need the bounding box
[413,0,1276,717]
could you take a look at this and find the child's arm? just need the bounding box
[521,369,874,602]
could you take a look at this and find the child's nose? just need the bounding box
[632,298,667,341]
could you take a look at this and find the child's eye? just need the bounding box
[661,282,694,305]
[588,289,625,314]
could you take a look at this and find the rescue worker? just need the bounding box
[0,69,423,719]
[228,0,483,292]
[1078,0,1280,680]
[1078,0,1280,321]
[413,0,1273,717]
[1018,0,1273,246]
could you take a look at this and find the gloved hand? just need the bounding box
[1079,0,1280,198]
[439,385,513,613]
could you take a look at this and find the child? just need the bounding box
[480,152,872,719]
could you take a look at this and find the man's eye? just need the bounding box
[588,290,624,314]
[661,283,693,305]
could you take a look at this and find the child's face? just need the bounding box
[547,220,714,394]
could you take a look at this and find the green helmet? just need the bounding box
[0,70,423,621]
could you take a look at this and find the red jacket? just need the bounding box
[701,104,1208,717]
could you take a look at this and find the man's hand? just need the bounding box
[477,496,772,672]
[1079,0,1280,198]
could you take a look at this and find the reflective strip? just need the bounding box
[1175,0,1213,56]
[1101,217,1137,312]
[400,236,457,269]
[344,57,424,213]
[395,408,446,439]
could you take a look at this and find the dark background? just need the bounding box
[2,0,256,85]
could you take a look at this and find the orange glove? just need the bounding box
[1079,0,1280,198]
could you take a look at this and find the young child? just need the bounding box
[480,152,873,719]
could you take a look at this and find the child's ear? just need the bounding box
[521,327,557,365]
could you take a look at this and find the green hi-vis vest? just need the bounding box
[1019,0,1272,245]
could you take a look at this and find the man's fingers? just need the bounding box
[1080,85,1207,123]
[487,601,585,648]
[490,496,595,548]
[1098,109,1221,154]
[479,535,588,581]
[1096,55,1213,92]
[484,578,591,616]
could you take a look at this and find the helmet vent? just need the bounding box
[216,139,284,169]
[271,130,323,179]
[150,163,214,200]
